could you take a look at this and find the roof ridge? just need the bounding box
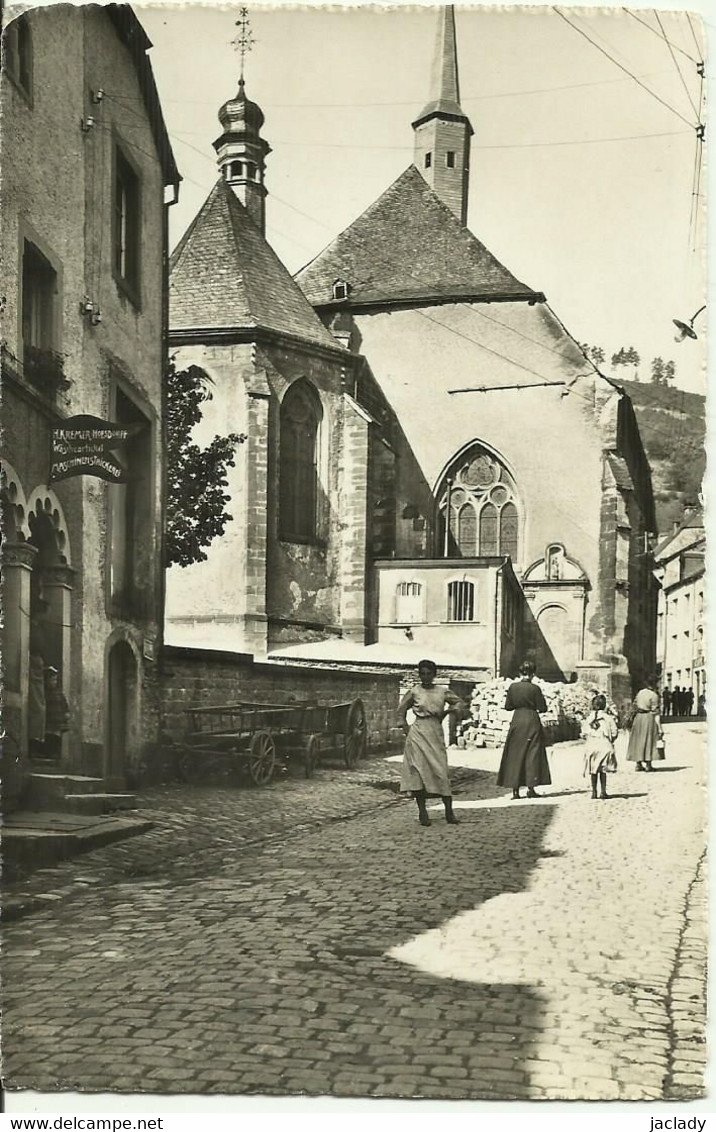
[295,164,537,308]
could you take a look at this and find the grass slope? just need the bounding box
[617,378,705,536]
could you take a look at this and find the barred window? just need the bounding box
[447,580,475,623]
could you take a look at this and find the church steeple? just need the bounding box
[213,11,270,233]
[412,5,473,226]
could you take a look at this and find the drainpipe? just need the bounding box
[443,477,453,557]
[494,559,504,677]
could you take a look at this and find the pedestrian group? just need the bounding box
[399,657,677,826]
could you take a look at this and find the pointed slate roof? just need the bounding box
[412,5,471,129]
[170,179,339,351]
[295,166,541,309]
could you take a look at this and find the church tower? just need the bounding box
[213,76,271,234]
[412,5,473,226]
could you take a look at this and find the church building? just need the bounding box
[166,7,657,701]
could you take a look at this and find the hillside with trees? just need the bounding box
[617,378,705,536]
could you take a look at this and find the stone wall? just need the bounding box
[155,646,403,782]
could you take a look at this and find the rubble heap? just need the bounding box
[458,678,616,749]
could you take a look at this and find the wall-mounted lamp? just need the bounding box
[673,305,706,342]
[80,116,96,132]
[404,627,414,641]
[81,297,102,326]
[91,88,104,104]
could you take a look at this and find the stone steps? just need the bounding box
[25,773,137,814]
[62,793,137,816]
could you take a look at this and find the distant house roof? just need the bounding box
[654,504,705,559]
[295,165,542,310]
[107,5,180,190]
[170,179,341,352]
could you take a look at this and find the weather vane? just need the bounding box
[233,8,255,82]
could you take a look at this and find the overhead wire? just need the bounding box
[653,11,699,120]
[685,13,704,59]
[98,63,704,448]
[623,9,697,64]
[552,7,697,129]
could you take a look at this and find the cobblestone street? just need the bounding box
[3,722,707,1102]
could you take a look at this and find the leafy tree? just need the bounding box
[166,358,246,568]
[651,356,665,386]
[579,343,606,366]
[663,359,676,385]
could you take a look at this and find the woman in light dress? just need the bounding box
[582,694,618,800]
[627,675,664,772]
[398,660,465,827]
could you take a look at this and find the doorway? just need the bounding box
[107,640,138,787]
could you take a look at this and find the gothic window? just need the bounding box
[500,503,519,561]
[447,580,475,623]
[280,381,322,542]
[438,445,521,561]
[457,505,477,556]
[395,581,424,624]
[479,503,498,556]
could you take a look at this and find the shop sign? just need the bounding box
[49,415,143,483]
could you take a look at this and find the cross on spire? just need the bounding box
[232,7,255,82]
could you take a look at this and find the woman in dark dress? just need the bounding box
[497,660,552,800]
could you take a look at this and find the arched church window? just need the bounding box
[458,505,477,556]
[479,503,498,556]
[280,381,322,542]
[438,444,521,562]
[500,503,519,561]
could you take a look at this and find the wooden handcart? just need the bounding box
[178,697,367,787]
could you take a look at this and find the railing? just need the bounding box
[2,343,71,398]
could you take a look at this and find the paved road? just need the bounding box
[3,723,706,1101]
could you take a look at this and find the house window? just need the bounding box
[20,240,66,395]
[395,581,423,624]
[5,15,32,99]
[446,151,455,168]
[332,280,351,301]
[22,241,56,354]
[424,152,432,169]
[447,580,475,623]
[113,145,141,299]
[280,381,322,542]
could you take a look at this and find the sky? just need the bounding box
[136,2,708,395]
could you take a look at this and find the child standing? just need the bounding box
[582,694,618,800]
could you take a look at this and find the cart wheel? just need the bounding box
[248,730,276,786]
[304,734,321,779]
[344,698,367,768]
